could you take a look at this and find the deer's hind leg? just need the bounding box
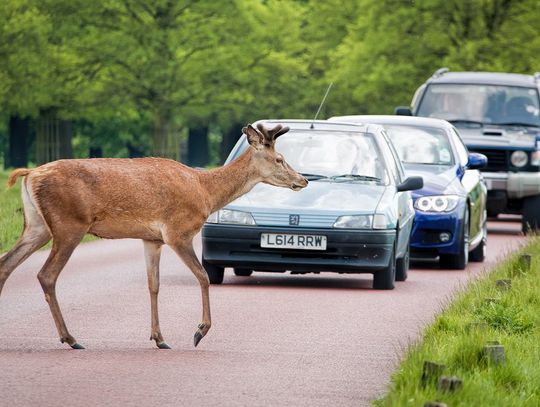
[0,189,51,296]
[143,240,170,349]
[37,228,86,349]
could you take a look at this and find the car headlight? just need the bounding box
[333,215,372,229]
[206,209,256,225]
[414,195,460,213]
[511,150,528,167]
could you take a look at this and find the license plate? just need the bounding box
[260,233,327,250]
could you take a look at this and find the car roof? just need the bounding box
[254,119,383,134]
[329,115,454,130]
[427,71,537,87]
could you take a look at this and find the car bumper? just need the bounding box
[410,205,464,258]
[483,172,540,199]
[202,224,396,273]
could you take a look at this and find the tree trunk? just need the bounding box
[6,115,30,169]
[152,115,181,160]
[35,110,73,165]
[187,125,209,167]
[89,147,103,158]
[220,123,243,164]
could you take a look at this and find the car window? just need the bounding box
[417,84,540,126]
[383,125,454,166]
[233,130,390,184]
[380,130,405,182]
[449,128,469,166]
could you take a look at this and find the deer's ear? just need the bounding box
[242,124,263,148]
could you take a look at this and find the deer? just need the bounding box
[0,123,308,350]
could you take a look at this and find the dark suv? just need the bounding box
[397,68,540,232]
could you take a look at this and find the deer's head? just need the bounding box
[242,123,308,191]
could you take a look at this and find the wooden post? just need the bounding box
[518,254,532,273]
[484,342,506,365]
[496,279,512,290]
[421,361,445,387]
[437,376,463,392]
[424,402,448,407]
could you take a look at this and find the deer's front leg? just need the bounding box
[168,239,211,347]
[143,240,170,349]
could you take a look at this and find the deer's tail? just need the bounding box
[7,168,32,188]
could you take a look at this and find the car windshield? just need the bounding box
[383,125,454,166]
[236,130,389,184]
[417,84,540,127]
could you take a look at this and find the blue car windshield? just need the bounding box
[384,125,454,166]
[235,130,390,184]
[417,84,540,127]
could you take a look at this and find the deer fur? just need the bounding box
[0,123,307,349]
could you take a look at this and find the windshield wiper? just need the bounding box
[329,174,382,182]
[447,119,484,127]
[300,173,328,180]
[491,121,540,128]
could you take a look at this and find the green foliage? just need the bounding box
[374,241,540,406]
[1,0,539,161]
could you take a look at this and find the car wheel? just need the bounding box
[234,268,253,277]
[395,245,410,282]
[373,244,396,290]
[522,194,540,234]
[439,206,469,270]
[202,259,224,284]
[469,213,487,262]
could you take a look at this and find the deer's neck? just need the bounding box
[199,149,261,213]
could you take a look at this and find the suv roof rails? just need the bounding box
[432,67,449,78]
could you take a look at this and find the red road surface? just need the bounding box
[0,219,525,406]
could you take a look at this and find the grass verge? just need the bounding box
[1,170,97,252]
[374,239,540,406]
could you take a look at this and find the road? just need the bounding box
[0,218,525,406]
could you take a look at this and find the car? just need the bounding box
[396,68,540,233]
[201,120,423,290]
[329,115,488,269]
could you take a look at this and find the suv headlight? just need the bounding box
[206,209,256,225]
[414,195,460,213]
[333,215,372,229]
[511,150,528,167]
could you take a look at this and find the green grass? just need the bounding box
[0,170,97,252]
[374,242,540,406]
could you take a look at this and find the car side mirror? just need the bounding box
[394,106,413,116]
[397,176,423,192]
[467,152,487,169]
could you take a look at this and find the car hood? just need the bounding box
[227,181,387,214]
[404,164,458,198]
[457,125,540,149]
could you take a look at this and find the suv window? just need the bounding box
[417,84,540,127]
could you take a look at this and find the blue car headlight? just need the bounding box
[206,209,256,225]
[414,195,460,213]
[333,215,373,229]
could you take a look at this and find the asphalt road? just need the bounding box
[0,218,525,406]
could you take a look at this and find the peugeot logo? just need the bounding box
[289,214,300,226]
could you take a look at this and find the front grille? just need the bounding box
[469,149,508,171]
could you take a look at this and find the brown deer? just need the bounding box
[0,123,307,350]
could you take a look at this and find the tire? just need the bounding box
[522,194,540,234]
[469,214,487,262]
[234,268,253,277]
[439,206,469,270]
[373,244,396,290]
[202,259,224,284]
[395,245,410,282]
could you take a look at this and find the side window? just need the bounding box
[382,130,406,181]
[377,131,401,184]
[450,128,469,166]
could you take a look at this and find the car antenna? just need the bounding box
[310,82,334,129]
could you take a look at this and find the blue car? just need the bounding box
[202,120,423,289]
[330,116,488,269]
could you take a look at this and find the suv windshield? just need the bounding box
[384,125,454,166]
[235,130,389,184]
[417,84,540,127]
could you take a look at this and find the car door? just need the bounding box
[450,128,485,241]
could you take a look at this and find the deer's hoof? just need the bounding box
[70,342,85,350]
[157,342,172,350]
[194,331,204,347]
